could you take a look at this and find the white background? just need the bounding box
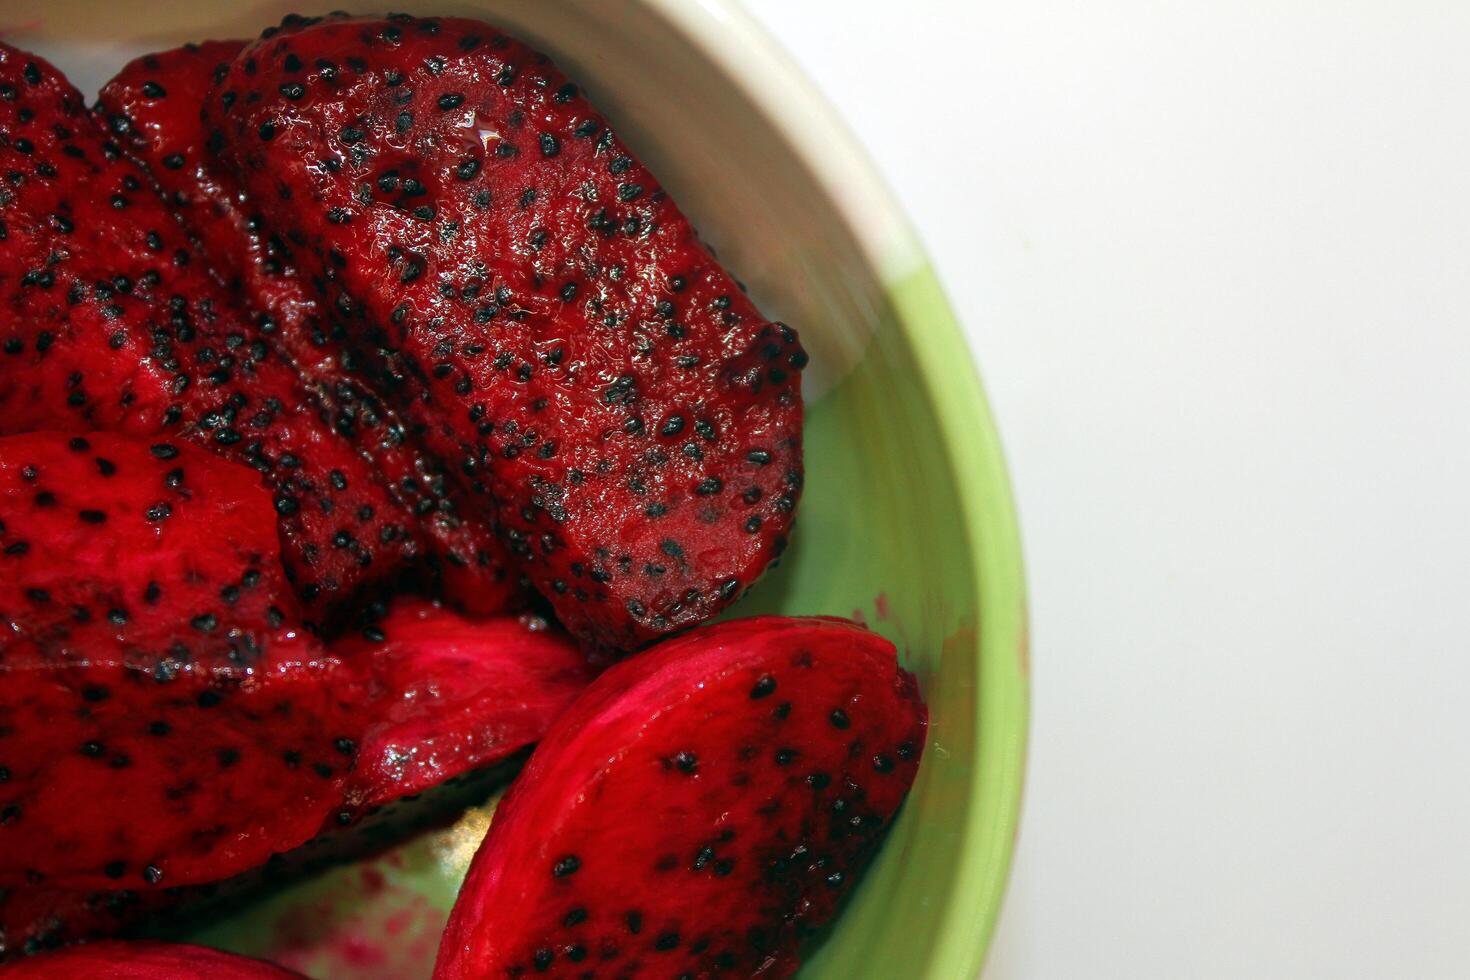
[742,3,1470,978]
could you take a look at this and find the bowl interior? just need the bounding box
[5,2,1028,977]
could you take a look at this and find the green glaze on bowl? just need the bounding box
[6,1,1028,976]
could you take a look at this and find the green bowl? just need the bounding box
[11,1,1029,975]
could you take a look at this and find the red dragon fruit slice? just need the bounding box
[96,41,520,616]
[0,940,301,978]
[435,616,926,979]
[0,433,591,893]
[0,430,358,890]
[208,14,805,650]
[337,597,595,807]
[0,42,449,618]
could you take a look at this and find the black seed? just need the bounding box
[553,82,578,103]
[829,709,850,729]
[279,82,305,100]
[539,133,561,157]
[105,861,126,879]
[532,948,554,971]
[81,741,104,757]
[339,126,365,144]
[81,685,110,703]
[750,674,777,699]
[873,754,896,773]
[655,932,680,951]
[145,502,172,522]
[142,865,163,885]
[438,92,465,110]
[552,855,581,877]
[625,911,643,934]
[78,509,107,524]
[148,721,170,736]
[696,477,722,496]
[807,772,831,789]
[563,907,587,927]
[775,748,797,766]
[149,443,179,460]
[457,158,481,180]
[258,120,276,141]
[673,751,698,774]
[334,737,356,756]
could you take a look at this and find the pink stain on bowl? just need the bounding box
[264,860,448,980]
[338,935,387,969]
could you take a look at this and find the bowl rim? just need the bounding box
[637,2,1031,976]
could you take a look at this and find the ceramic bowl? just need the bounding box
[7,1,1028,976]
